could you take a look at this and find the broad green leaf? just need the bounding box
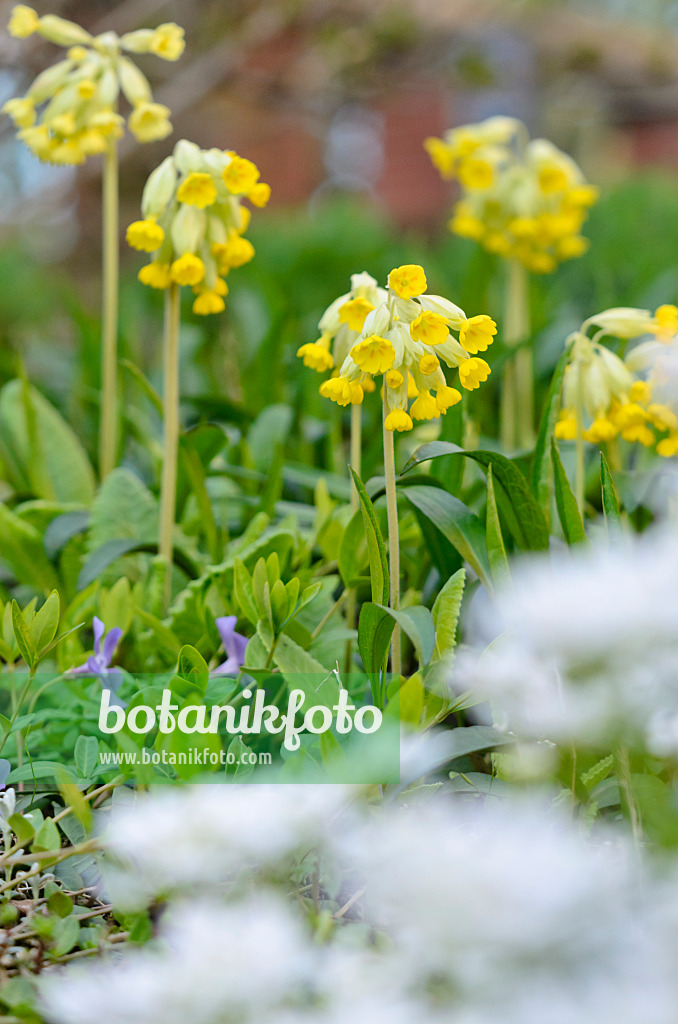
[402,484,491,588]
[551,440,587,545]
[350,469,389,605]
[177,645,209,695]
[530,347,569,525]
[0,503,59,594]
[234,558,258,624]
[247,404,293,472]
[402,443,549,550]
[49,915,80,957]
[431,568,465,661]
[7,761,77,784]
[338,508,369,587]
[7,812,34,846]
[272,633,340,708]
[29,590,60,655]
[44,510,90,559]
[443,725,515,760]
[0,379,95,503]
[100,577,133,633]
[74,735,99,779]
[486,466,510,589]
[33,816,61,853]
[86,468,157,553]
[600,453,623,533]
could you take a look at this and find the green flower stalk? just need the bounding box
[3,6,186,479]
[129,140,270,607]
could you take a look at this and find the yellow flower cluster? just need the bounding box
[127,139,270,315]
[305,264,496,431]
[3,5,185,165]
[425,117,598,274]
[555,305,678,455]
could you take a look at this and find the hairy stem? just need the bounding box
[99,135,119,480]
[383,391,401,675]
[159,283,181,609]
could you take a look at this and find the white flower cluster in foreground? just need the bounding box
[457,528,678,753]
[41,784,678,1024]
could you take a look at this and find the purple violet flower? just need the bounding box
[71,616,126,706]
[213,616,248,676]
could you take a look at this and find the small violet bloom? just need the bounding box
[71,616,126,706]
[213,616,248,676]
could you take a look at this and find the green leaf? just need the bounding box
[29,590,60,655]
[0,503,59,594]
[581,753,614,792]
[234,558,258,624]
[600,453,623,533]
[47,889,73,919]
[49,915,80,957]
[0,379,95,503]
[551,440,587,545]
[177,645,209,696]
[87,468,157,554]
[44,510,90,560]
[530,347,569,525]
[444,725,515,760]
[402,443,549,551]
[486,466,510,589]
[100,577,133,633]
[402,484,491,588]
[33,816,61,853]
[78,539,198,591]
[431,567,465,661]
[338,508,368,587]
[374,604,436,666]
[247,404,293,472]
[350,469,389,605]
[74,735,99,779]
[7,812,34,846]
[11,601,34,667]
[358,603,395,676]
[273,633,340,708]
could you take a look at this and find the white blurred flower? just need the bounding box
[456,529,678,749]
[103,783,350,908]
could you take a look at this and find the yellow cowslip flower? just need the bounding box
[426,117,597,274]
[384,409,413,432]
[458,357,491,391]
[126,218,165,253]
[170,253,205,286]
[388,264,427,300]
[4,10,184,164]
[339,297,375,332]
[193,290,225,316]
[149,23,185,61]
[129,103,172,143]
[297,340,334,372]
[459,314,497,354]
[223,155,260,195]
[352,336,395,375]
[653,304,678,341]
[130,140,267,313]
[8,4,39,37]
[248,183,271,208]
[176,172,217,209]
[410,311,448,347]
[657,433,678,457]
[2,97,35,128]
[554,410,577,441]
[315,263,495,430]
[139,262,172,289]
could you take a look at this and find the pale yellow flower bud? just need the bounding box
[37,14,92,47]
[141,156,177,219]
[118,57,152,107]
[171,204,206,255]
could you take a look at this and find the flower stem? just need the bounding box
[350,403,362,511]
[99,135,120,480]
[575,369,585,514]
[382,391,401,676]
[159,283,181,609]
[500,259,531,451]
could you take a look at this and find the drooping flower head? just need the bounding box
[297,272,387,375]
[555,305,678,454]
[127,139,270,315]
[3,7,185,165]
[425,117,598,274]
[315,264,496,431]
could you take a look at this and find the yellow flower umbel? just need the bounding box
[554,305,678,509]
[3,7,186,165]
[425,117,598,274]
[317,263,495,431]
[128,139,269,315]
